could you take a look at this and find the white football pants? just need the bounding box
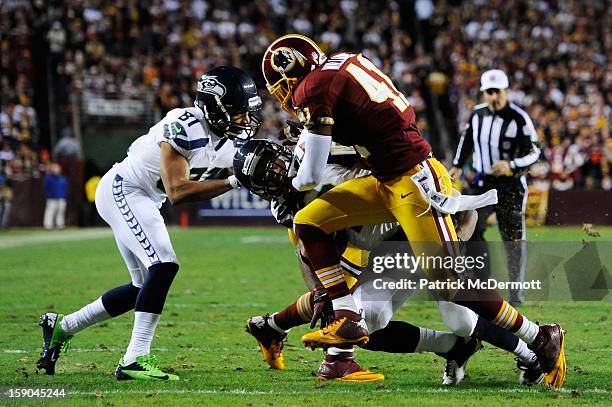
[353,281,479,337]
[95,166,178,287]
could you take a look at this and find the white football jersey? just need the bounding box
[270,164,370,227]
[115,107,236,207]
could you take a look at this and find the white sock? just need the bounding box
[60,298,111,335]
[514,316,539,345]
[414,328,457,353]
[123,311,160,365]
[331,294,359,314]
[514,339,537,365]
[269,313,289,334]
[327,346,354,356]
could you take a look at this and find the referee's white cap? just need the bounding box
[480,69,509,91]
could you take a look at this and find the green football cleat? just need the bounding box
[37,312,73,375]
[115,354,179,381]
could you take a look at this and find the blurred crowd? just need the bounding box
[21,0,431,138]
[1,0,610,197]
[430,0,611,190]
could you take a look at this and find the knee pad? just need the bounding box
[438,301,478,337]
[148,261,179,274]
[361,300,394,333]
[135,262,179,314]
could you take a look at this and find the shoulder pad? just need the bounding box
[163,108,208,151]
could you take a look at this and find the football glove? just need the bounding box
[278,120,303,146]
[310,289,335,329]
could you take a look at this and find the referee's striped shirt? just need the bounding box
[453,102,541,174]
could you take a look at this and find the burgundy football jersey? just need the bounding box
[291,52,432,182]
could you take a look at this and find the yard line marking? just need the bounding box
[0,302,268,310]
[4,347,169,354]
[239,236,290,244]
[167,303,268,308]
[64,388,611,396]
[0,228,113,249]
[4,346,258,353]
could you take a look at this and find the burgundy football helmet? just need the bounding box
[262,34,327,113]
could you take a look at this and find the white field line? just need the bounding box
[64,388,611,396]
[239,236,290,244]
[2,302,268,310]
[4,347,168,354]
[167,303,268,308]
[0,230,288,249]
[4,346,258,353]
[5,344,609,354]
[0,228,113,249]
[13,346,612,354]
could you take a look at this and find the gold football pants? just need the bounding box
[293,157,459,299]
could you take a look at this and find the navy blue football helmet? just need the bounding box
[195,66,262,139]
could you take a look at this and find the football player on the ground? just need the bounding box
[261,34,566,388]
[236,139,481,383]
[237,139,542,385]
[37,66,261,380]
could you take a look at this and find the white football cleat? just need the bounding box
[443,360,465,385]
[440,337,483,385]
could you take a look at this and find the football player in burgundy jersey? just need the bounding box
[261,34,566,388]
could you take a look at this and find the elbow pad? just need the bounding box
[291,130,332,191]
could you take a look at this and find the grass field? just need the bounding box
[0,226,610,406]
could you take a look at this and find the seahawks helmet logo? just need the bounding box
[198,76,226,98]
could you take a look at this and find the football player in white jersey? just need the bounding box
[237,139,543,385]
[37,66,262,380]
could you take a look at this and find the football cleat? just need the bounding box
[517,358,545,385]
[301,317,369,349]
[317,353,384,382]
[36,313,73,375]
[529,324,566,389]
[115,354,179,381]
[438,337,482,385]
[245,315,287,370]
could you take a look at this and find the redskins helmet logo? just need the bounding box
[270,47,306,74]
[198,76,226,97]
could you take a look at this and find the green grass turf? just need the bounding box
[0,226,610,406]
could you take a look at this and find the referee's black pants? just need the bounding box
[467,175,528,304]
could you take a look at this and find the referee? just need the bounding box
[449,69,540,306]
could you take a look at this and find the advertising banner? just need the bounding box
[197,189,271,218]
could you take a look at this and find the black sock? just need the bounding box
[363,321,421,353]
[134,262,179,314]
[101,283,141,317]
[472,315,519,353]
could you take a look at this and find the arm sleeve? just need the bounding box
[452,114,475,167]
[512,113,541,169]
[291,130,332,191]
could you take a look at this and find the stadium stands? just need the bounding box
[429,0,610,190]
[0,0,609,225]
